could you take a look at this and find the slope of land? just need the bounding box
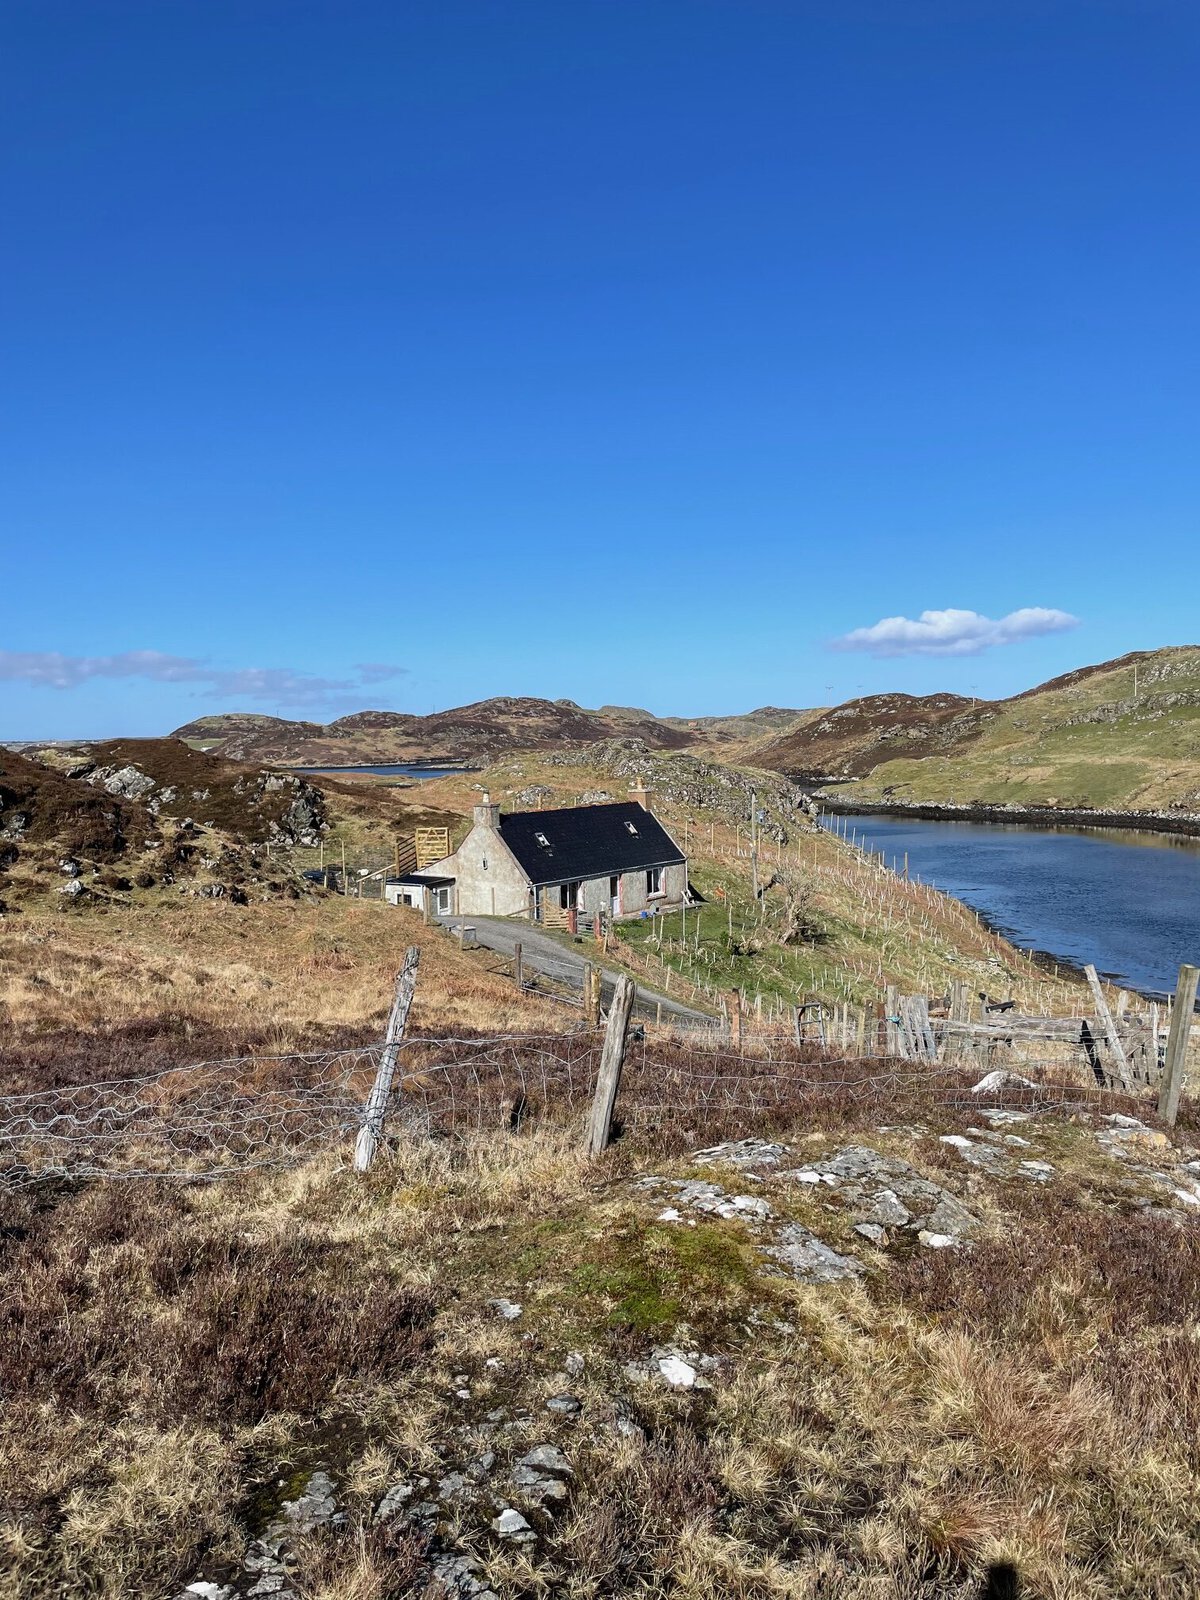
[751,693,983,780]
[0,740,458,914]
[6,740,1198,1597]
[174,697,694,767]
[659,704,811,755]
[5,904,1200,1597]
[407,743,1085,1015]
[755,647,1200,816]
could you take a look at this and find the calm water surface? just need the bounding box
[823,812,1200,998]
[297,763,468,780]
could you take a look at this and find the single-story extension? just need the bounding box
[383,872,455,915]
[421,786,688,922]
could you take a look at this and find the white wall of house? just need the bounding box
[439,819,530,917]
[385,882,421,909]
[545,861,688,919]
[613,860,687,915]
[384,879,455,914]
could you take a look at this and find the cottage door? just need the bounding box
[609,875,620,915]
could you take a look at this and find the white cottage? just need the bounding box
[424,787,688,922]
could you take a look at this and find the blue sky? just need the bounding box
[2,1,1197,737]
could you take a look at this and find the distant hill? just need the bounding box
[750,692,983,779]
[752,647,1200,814]
[173,697,695,766]
[174,699,815,768]
[660,706,810,752]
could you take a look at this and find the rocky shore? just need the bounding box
[811,793,1200,839]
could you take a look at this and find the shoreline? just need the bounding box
[809,793,1200,841]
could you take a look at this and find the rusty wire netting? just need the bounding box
[0,1026,1153,1187]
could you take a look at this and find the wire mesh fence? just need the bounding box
[0,1047,377,1187]
[0,1020,1169,1188]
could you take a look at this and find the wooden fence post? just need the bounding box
[1158,964,1200,1126]
[513,942,523,990]
[585,974,635,1157]
[884,984,899,1057]
[583,962,601,1026]
[728,990,742,1051]
[354,947,421,1172]
[1085,964,1133,1092]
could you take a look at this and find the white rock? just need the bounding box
[1174,1187,1200,1208]
[657,1207,684,1222]
[657,1355,697,1388]
[488,1297,523,1320]
[918,1231,958,1249]
[940,1135,974,1149]
[493,1507,534,1541]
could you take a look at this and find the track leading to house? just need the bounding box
[439,916,716,1027]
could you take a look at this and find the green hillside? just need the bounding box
[838,647,1200,812]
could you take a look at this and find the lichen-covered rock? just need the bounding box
[765,1224,863,1283]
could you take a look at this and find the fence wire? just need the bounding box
[0,1047,377,1186]
[0,1024,1162,1187]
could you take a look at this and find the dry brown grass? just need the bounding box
[0,896,563,1048]
[2,857,1197,1598]
[2,1102,1200,1598]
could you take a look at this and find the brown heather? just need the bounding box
[2,899,1200,1597]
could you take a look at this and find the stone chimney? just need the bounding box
[473,791,501,830]
[630,783,653,813]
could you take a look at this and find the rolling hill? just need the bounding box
[171,648,1200,816]
[173,697,696,766]
[753,646,1200,815]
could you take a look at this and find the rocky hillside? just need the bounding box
[174,698,694,767]
[536,737,818,842]
[754,647,1200,816]
[751,692,984,781]
[0,740,330,911]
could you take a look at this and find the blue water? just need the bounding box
[297,763,467,780]
[823,812,1200,998]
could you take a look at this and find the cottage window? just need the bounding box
[559,881,581,909]
[646,866,663,896]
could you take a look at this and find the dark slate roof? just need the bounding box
[498,801,685,887]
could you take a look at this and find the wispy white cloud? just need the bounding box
[830,607,1079,659]
[0,650,409,709]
